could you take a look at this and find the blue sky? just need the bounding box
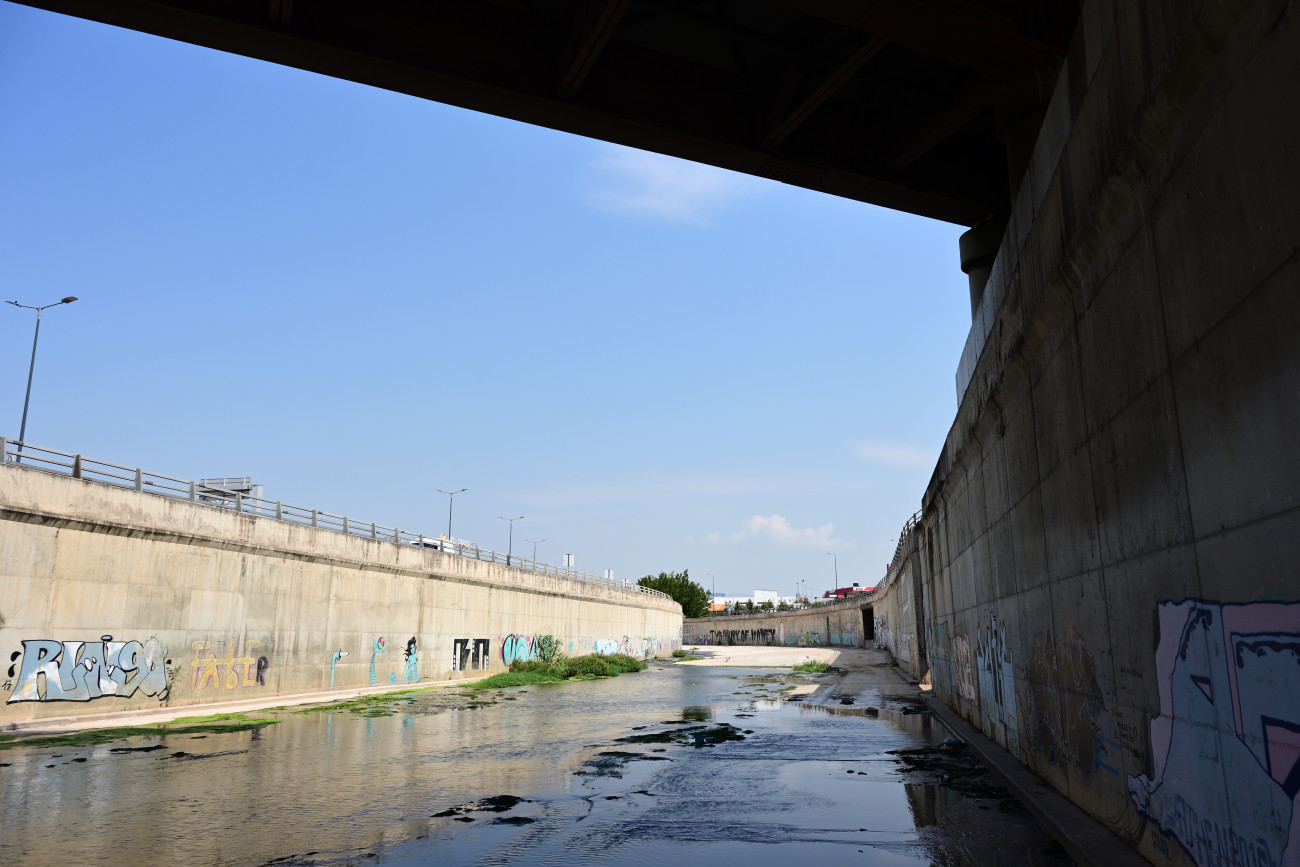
[0,2,970,596]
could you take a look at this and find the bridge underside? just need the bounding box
[15,0,1078,226]
[10,2,1300,865]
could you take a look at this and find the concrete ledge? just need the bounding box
[921,695,1148,867]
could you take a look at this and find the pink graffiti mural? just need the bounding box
[1129,601,1300,867]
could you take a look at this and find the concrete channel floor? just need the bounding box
[680,645,1145,867]
[0,647,1138,863]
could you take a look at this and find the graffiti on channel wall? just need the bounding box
[452,639,491,671]
[6,635,170,703]
[708,629,777,646]
[1025,628,1119,780]
[190,640,269,691]
[1128,600,1300,867]
[952,632,978,705]
[330,650,349,688]
[929,622,955,705]
[975,614,1019,754]
[501,634,537,664]
[403,637,419,683]
[369,637,386,686]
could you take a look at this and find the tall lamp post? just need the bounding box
[6,296,77,462]
[706,573,715,614]
[437,488,467,541]
[525,538,545,562]
[827,552,838,586]
[499,515,524,565]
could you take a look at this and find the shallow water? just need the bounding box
[0,664,1069,866]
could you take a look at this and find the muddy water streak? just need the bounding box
[0,664,1068,866]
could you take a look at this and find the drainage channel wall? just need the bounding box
[0,464,682,725]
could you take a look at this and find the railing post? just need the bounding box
[0,438,7,463]
[342,516,349,535]
[72,455,82,479]
[189,480,196,502]
[311,510,318,528]
[275,501,283,521]
[134,468,143,492]
[370,522,377,540]
[235,493,242,513]
[393,526,400,542]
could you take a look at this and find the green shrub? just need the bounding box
[534,634,565,664]
[562,655,615,678]
[603,654,647,673]
[509,660,552,673]
[472,671,565,689]
[671,649,688,658]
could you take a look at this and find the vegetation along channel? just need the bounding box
[0,647,1070,865]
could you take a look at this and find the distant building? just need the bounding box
[822,583,872,599]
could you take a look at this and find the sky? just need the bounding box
[0,2,971,597]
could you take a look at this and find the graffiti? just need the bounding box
[190,640,267,691]
[452,639,491,671]
[1025,629,1116,779]
[930,622,955,705]
[501,634,537,664]
[369,637,386,686]
[330,650,349,689]
[952,632,977,705]
[876,615,894,651]
[640,637,659,659]
[402,637,419,683]
[593,639,619,655]
[1129,600,1300,867]
[975,614,1019,754]
[7,635,170,703]
[708,629,777,646]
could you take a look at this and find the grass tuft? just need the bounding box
[792,659,832,673]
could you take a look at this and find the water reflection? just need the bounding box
[0,664,1069,866]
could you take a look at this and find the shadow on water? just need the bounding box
[0,665,1071,867]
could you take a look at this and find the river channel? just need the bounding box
[0,650,1070,866]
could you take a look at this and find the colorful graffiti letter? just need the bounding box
[7,636,170,703]
[1129,600,1300,867]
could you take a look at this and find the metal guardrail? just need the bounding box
[0,438,672,603]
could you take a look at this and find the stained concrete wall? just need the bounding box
[869,1,1300,865]
[0,464,681,723]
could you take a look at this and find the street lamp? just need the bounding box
[525,538,545,562]
[827,552,838,585]
[6,296,77,462]
[437,488,467,541]
[498,516,524,565]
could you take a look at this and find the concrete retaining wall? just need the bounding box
[683,598,870,651]
[0,464,681,724]
[865,2,1300,865]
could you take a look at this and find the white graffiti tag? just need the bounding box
[7,636,170,703]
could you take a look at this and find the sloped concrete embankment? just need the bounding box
[0,465,681,725]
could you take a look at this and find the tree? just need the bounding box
[760,600,775,610]
[638,569,710,618]
[745,600,755,611]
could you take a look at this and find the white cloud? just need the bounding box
[586,144,757,224]
[704,532,720,544]
[729,514,849,549]
[856,441,935,468]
